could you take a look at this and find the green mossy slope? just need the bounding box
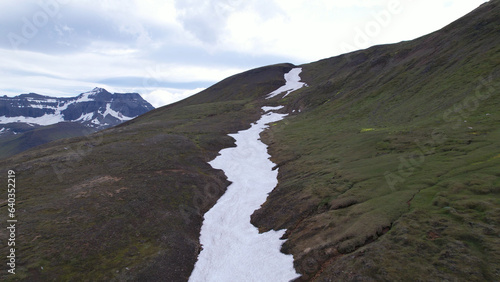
[253,1,500,280]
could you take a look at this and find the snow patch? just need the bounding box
[189,107,299,282]
[101,104,134,121]
[75,112,94,122]
[77,92,95,103]
[28,103,58,109]
[77,88,103,102]
[267,68,306,99]
[0,114,64,126]
[262,105,284,112]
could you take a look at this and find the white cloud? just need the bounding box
[0,0,490,103]
[174,0,248,44]
[142,88,205,108]
[227,0,488,62]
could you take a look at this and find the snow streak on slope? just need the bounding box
[189,106,300,282]
[100,104,134,121]
[0,114,65,126]
[267,67,306,99]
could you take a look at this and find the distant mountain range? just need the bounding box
[0,87,154,158]
[0,87,154,129]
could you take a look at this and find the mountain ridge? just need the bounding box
[0,87,154,159]
[0,87,154,128]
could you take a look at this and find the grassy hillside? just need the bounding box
[0,63,293,281]
[253,1,500,280]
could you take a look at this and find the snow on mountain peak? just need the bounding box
[0,88,154,129]
[78,87,107,102]
[89,87,107,94]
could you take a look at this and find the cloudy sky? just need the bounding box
[0,0,489,107]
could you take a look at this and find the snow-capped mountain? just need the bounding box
[0,87,154,130]
[0,87,154,159]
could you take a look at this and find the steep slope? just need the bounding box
[253,1,500,280]
[0,63,293,281]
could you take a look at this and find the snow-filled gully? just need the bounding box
[189,68,305,282]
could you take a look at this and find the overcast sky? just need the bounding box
[0,0,489,107]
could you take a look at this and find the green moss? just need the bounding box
[254,3,500,279]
